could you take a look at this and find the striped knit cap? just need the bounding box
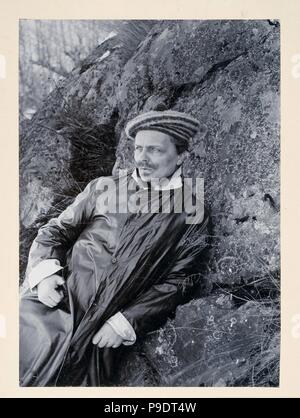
[125,110,200,143]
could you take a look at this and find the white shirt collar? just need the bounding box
[131,165,183,191]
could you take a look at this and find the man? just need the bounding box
[19,110,211,386]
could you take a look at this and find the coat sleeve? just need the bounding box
[120,211,212,338]
[25,178,99,289]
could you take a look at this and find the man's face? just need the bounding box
[134,130,182,182]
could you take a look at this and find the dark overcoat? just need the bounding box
[19,170,210,386]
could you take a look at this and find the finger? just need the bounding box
[42,298,55,308]
[55,276,65,286]
[105,335,123,348]
[54,289,64,300]
[48,293,62,307]
[92,331,103,345]
[49,292,61,304]
[97,338,108,348]
[112,342,122,348]
[104,340,114,348]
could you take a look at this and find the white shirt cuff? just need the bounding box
[106,311,136,346]
[27,259,64,291]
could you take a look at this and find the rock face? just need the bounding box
[114,20,280,286]
[20,20,280,386]
[20,22,155,230]
[116,296,279,387]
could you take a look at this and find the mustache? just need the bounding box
[137,163,156,169]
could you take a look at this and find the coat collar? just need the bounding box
[131,165,183,191]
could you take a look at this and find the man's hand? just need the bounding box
[37,274,65,308]
[92,322,124,348]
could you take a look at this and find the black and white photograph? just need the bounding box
[19,19,280,387]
